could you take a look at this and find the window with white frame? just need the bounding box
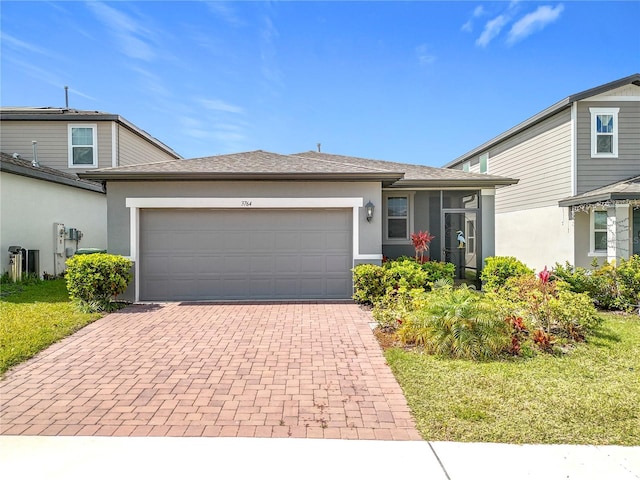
[68,124,97,167]
[589,108,619,157]
[591,210,608,254]
[479,153,489,174]
[384,194,411,242]
[462,161,470,172]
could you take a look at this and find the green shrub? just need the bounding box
[397,285,510,360]
[383,259,429,290]
[352,263,386,304]
[488,272,602,345]
[554,257,640,312]
[480,256,534,291]
[421,261,456,285]
[372,286,427,332]
[65,254,132,312]
[353,258,455,304]
[616,255,640,312]
[552,261,592,294]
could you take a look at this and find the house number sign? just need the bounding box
[241,200,253,207]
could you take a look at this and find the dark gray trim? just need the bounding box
[78,171,405,183]
[390,178,518,188]
[1,160,105,193]
[559,193,640,207]
[443,73,640,168]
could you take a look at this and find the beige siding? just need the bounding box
[118,126,177,166]
[488,108,572,214]
[0,120,113,172]
[576,100,640,194]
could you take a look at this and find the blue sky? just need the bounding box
[1,1,638,166]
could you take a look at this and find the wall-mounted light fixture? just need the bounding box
[365,201,375,222]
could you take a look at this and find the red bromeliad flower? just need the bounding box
[411,230,435,263]
[538,266,550,284]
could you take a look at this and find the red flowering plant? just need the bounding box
[411,230,435,263]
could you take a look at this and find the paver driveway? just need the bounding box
[1,302,421,440]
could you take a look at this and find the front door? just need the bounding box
[442,210,480,284]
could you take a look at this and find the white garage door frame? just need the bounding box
[125,197,382,302]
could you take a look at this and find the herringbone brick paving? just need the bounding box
[0,302,421,440]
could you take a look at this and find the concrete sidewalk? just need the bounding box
[1,436,639,480]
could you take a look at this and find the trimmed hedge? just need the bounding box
[352,257,455,304]
[65,253,132,312]
[480,256,534,291]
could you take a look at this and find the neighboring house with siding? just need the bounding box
[0,107,181,277]
[444,74,640,270]
[80,150,517,302]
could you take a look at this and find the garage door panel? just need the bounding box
[327,278,351,296]
[326,232,350,249]
[275,256,300,273]
[250,256,275,273]
[300,256,325,273]
[140,209,352,301]
[326,255,352,272]
[196,255,225,273]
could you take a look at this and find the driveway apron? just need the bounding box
[0,302,421,440]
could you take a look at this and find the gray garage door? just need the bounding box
[139,209,353,301]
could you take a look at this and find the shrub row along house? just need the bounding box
[445,73,640,270]
[1,74,638,302]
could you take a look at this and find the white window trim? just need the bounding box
[479,153,489,174]
[68,123,98,168]
[589,107,619,158]
[383,192,414,244]
[462,161,470,172]
[589,209,608,256]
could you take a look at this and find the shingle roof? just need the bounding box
[444,73,640,168]
[558,175,640,207]
[0,152,105,193]
[293,151,518,187]
[0,107,181,159]
[78,149,518,188]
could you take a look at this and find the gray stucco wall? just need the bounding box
[106,180,382,259]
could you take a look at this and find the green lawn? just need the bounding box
[0,279,101,375]
[384,312,640,445]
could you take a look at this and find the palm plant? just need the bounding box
[398,285,510,360]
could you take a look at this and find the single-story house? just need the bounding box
[81,150,517,302]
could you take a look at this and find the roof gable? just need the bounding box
[444,73,640,168]
[79,149,517,188]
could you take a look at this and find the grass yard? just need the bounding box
[384,312,640,446]
[0,279,101,375]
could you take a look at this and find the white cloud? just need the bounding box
[199,99,245,114]
[461,5,487,32]
[260,13,283,88]
[0,32,62,60]
[206,1,245,27]
[86,2,156,61]
[476,14,509,47]
[507,4,565,45]
[416,44,437,66]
